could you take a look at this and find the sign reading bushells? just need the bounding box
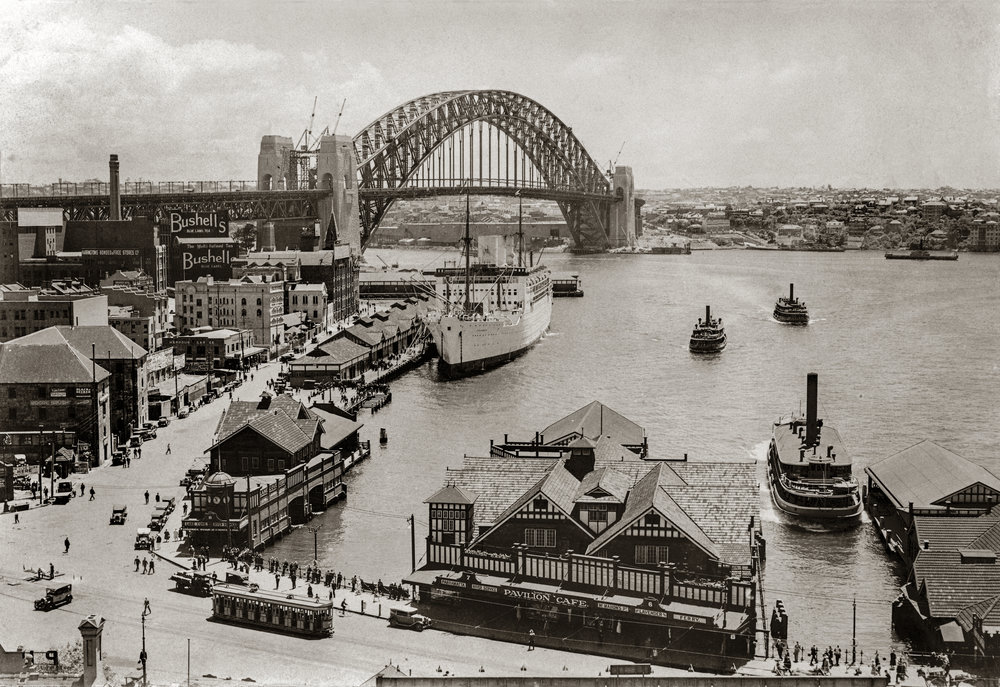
[169,211,230,237]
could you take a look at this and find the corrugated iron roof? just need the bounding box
[541,401,645,446]
[0,331,111,384]
[865,440,1000,509]
[913,549,1000,618]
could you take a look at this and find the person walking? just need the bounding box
[144,490,149,505]
[89,487,95,501]
[166,444,171,454]
[142,558,148,574]
[135,556,140,572]
[49,562,54,579]
[64,537,70,554]
[155,492,160,503]
[148,559,155,574]
[80,483,85,497]
[14,512,19,524]
[528,629,535,650]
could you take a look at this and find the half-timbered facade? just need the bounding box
[411,401,764,671]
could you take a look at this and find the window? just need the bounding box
[241,457,249,471]
[524,528,556,547]
[251,457,259,469]
[588,504,608,522]
[257,309,262,317]
[196,299,202,307]
[532,497,548,511]
[277,459,285,471]
[8,408,15,420]
[7,388,14,399]
[634,545,670,565]
[644,512,661,526]
[267,459,274,472]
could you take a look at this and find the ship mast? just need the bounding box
[463,187,472,314]
[517,190,524,268]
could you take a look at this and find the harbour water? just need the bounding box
[270,247,1000,659]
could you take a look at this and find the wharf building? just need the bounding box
[288,297,428,384]
[0,328,112,466]
[0,283,108,342]
[182,394,368,550]
[864,440,1000,665]
[408,401,764,672]
[174,276,285,358]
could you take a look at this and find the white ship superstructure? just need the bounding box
[431,260,552,375]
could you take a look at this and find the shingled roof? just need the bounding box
[866,440,1000,510]
[212,394,320,455]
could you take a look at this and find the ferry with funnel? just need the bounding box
[773,283,809,324]
[767,373,862,522]
[431,193,552,377]
[689,305,726,353]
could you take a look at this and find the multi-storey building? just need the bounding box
[286,282,329,330]
[174,276,285,358]
[0,284,108,342]
[0,328,113,466]
[165,328,261,373]
[103,285,170,351]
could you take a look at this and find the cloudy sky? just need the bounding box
[1,0,998,189]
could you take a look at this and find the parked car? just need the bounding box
[170,571,214,597]
[136,427,157,441]
[178,406,190,419]
[34,584,73,611]
[111,450,126,466]
[157,417,170,427]
[388,607,432,631]
[110,505,128,525]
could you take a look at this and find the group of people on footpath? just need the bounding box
[774,640,907,681]
[133,555,156,574]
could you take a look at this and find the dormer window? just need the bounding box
[644,512,660,526]
[533,497,548,511]
[588,504,608,522]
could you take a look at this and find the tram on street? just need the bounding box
[210,583,333,637]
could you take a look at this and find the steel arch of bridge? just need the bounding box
[353,90,617,249]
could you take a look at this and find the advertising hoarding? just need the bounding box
[169,211,230,238]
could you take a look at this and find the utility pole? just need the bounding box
[307,524,322,563]
[407,514,416,573]
[851,596,857,665]
[140,598,151,687]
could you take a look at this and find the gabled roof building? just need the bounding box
[409,402,764,671]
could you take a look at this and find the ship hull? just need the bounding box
[433,293,552,377]
[773,307,809,324]
[767,439,862,522]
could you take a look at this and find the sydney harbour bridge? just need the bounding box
[0,90,640,252]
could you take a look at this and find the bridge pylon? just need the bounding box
[315,135,361,252]
[608,165,638,249]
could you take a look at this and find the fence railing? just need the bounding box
[427,541,755,613]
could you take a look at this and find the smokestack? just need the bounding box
[805,372,818,446]
[109,154,121,221]
[705,305,711,323]
[789,283,794,301]
[261,221,276,252]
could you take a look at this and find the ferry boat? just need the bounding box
[773,283,809,324]
[689,305,726,353]
[431,193,552,377]
[767,373,863,522]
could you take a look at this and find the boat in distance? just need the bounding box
[689,305,726,353]
[884,248,958,261]
[431,193,553,377]
[767,372,863,523]
[773,283,809,325]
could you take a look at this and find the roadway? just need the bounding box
[0,359,646,685]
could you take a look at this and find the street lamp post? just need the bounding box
[140,598,151,687]
[307,524,322,563]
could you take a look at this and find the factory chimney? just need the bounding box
[109,154,121,221]
[805,372,819,446]
[261,221,276,252]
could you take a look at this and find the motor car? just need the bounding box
[178,406,190,419]
[157,417,170,427]
[170,571,214,597]
[134,528,153,550]
[34,584,73,611]
[136,427,157,441]
[128,436,142,448]
[53,480,75,504]
[142,422,156,431]
[111,450,126,466]
[388,607,432,631]
[110,505,128,525]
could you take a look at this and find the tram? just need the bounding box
[210,583,333,637]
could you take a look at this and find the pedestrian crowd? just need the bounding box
[773,640,907,681]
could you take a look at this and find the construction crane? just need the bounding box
[608,139,626,176]
[331,98,347,136]
[296,96,319,151]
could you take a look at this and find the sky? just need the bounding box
[1,0,998,190]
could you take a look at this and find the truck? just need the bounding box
[170,571,214,597]
[52,481,75,505]
[34,584,73,611]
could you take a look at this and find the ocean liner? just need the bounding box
[431,193,552,376]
